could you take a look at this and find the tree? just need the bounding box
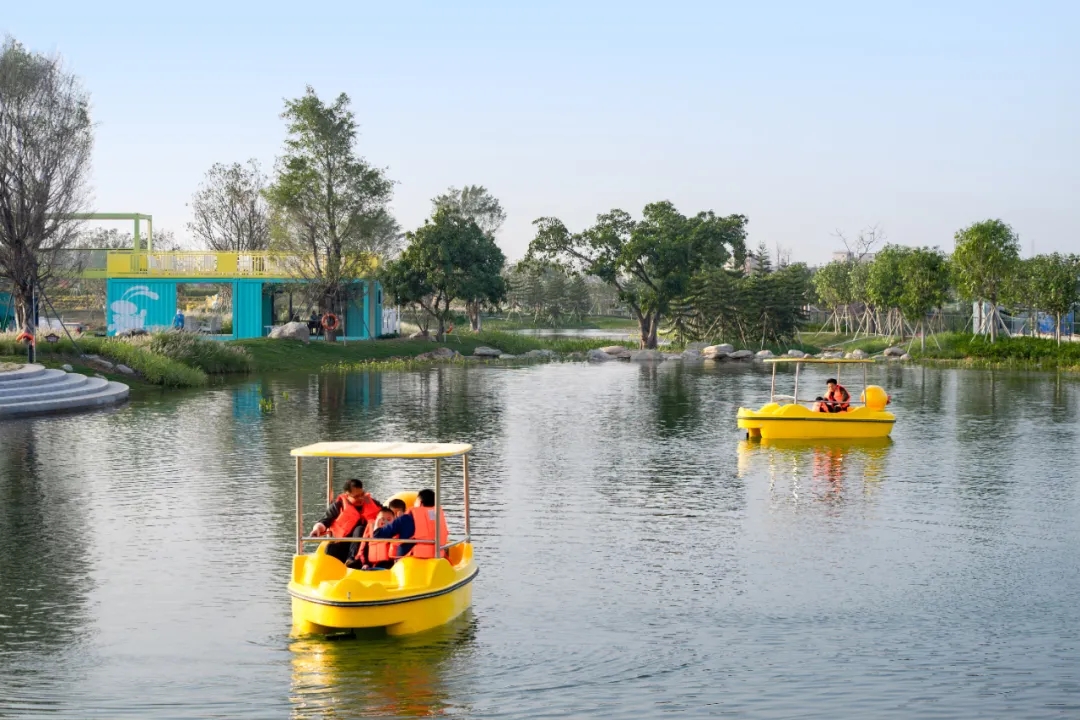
[381,207,506,341]
[566,273,591,322]
[0,38,93,332]
[867,245,911,338]
[265,87,397,335]
[952,219,1020,341]
[528,201,747,348]
[431,185,506,237]
[431,185,507,330]
[812,261,854,333]
[187,160,270,251]
[897,246,950,349]
[1029,253,1079,344]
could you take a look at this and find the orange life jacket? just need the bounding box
[328,493,366,537]
[361,522,397,564]
[826,384,850,411]
[406,506,449,559]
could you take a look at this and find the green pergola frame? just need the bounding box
[68,213,153,251]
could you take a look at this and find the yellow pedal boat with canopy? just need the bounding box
[737,358,895,440]
[288,441,478,637]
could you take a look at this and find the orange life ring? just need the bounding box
[15,331,35,345]
[321,312,339,331]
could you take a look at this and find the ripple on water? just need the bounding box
[1,364,1079,718]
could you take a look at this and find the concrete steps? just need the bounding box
[0,363,130,419]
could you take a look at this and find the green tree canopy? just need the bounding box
[382,207,506,340]
[430,185,507,330]
[265,87,397,320]
[897,246,950,322]
[867,245,911,312]
[811,261,853,311]
[528,201,747,348]
[1029,253,1080,344]
[951,219,1020,340]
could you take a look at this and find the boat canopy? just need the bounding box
[291,441,473,459]
[763,358,875,364]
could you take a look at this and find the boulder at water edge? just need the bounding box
[472,346,502,357]
[883,346,906,357]
[850,348,868,359]
[701,346,729,360]
[786,349,805,358]
[681,348,703,361]
[630,349,664,362]
[900,353,912,361]
[523,349,556,359]
[600,345,632,358]
[499,354,517,360]
[588,348,614,362]
[268,321,310,343]
[729,349,753,360]
[712,343,735,354]
[755,349,774,359]
[415,347,459,361]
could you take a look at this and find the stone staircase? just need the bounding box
[0,363,129,419]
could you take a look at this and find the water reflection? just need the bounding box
[738,438,893,506]
[289,614,476,719]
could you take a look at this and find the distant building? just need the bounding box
[831,250,876,264]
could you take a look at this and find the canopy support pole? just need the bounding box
[434,458,442,559]
[793,362,800,405]
[770,363,776,403]
[326,458,335,504]
[463,453,471,538]
[295,457,303,555]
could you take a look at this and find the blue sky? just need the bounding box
[4,1,1077,262]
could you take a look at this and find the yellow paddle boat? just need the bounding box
[737,358,895,440]
[288,441,478,637]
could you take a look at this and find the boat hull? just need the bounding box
[737,403,895,440]
[289,543,477,636]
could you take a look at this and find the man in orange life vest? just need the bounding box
[816,377,850,413]
[310,478,383,563]
[371,488,450,560]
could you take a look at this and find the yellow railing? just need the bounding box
[68,251,376,279]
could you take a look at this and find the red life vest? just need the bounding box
[826,384,850,412]
[361,522,397,564]
[406,506,449,559]
[324,492,375,537]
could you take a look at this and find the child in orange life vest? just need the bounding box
[349,507,398,570]
[813,378,850,413]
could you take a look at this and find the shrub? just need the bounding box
[145,332,252,374]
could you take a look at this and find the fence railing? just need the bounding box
[61,250,378,280]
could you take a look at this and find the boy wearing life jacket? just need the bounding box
[350,507,398,570]
[372,489,450,560]
[310,479,383,564]
[818,378,850,413]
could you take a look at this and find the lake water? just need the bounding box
[2,361,1079,718]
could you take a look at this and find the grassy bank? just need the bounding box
[482,315,639,331]
[235,330,634,373]
[912,333,1080,371]
[798,331,1080,370]
[0,333,251,387]
[0,352,164,392]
